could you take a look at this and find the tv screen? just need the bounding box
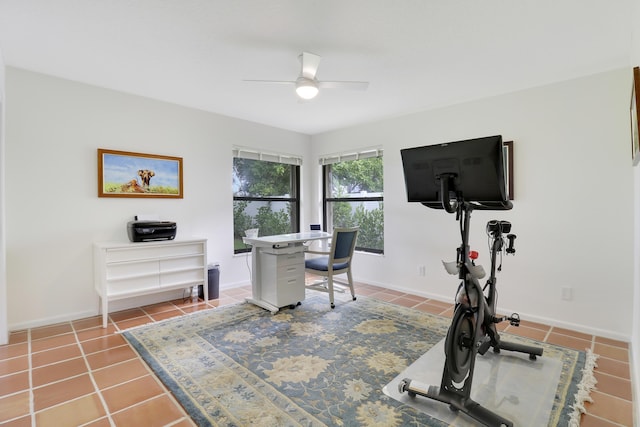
[401,135,511,210]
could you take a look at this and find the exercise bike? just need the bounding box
[398,179,543,427]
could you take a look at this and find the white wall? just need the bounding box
[630,0,640,422]
[5,66,635,343]
[0,48,7,344]
[312,68,632,340]
[5,67,311,330]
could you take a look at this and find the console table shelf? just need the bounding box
[94,238,208,328]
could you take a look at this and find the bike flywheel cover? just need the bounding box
[444,306,475,384]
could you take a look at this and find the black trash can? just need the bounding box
[199,263,220,300]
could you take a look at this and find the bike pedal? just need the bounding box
[477,337,491,355]
[508,313,521,327]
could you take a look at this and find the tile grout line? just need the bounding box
[108,393,172,419]
[595,369,634,386]
[72,322,116,427]
[581,412,628,427]
[116,325,193,424]
[4,286,632,427]
[142,306,158,322]
[28,328,35,427]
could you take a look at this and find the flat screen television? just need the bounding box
[401,135,511,210]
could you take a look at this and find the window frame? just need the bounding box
[322,155,384,254]
[233,157,301,254]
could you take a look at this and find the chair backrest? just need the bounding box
[331,227,359,261]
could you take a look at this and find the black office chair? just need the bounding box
[305,227,358,308]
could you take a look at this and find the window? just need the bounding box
[233,150,301,254]
[322,150,383,254]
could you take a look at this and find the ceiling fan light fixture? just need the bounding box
[295,78,319,99]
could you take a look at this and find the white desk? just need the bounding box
[243,232,331,313]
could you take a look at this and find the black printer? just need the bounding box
[127,220,177,242]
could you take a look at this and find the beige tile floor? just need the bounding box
[0,282,633,426]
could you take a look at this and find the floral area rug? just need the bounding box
[122,294,591,426]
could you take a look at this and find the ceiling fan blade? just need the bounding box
[300,52,321,80]
[318,81,369,91]
[242,80,296,85]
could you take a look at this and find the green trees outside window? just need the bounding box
[324,156,384,253]
[233,158,299,253]
[232,154,382,254]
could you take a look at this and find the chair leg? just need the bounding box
[328,274,335,309]
[347,269,356,301]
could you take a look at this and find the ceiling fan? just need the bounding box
[244,52,369,100]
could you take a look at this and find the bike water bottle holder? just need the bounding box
[441,260,486,279]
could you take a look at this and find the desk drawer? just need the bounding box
[106,276,160,296]
[106,260,159,281]
[268,274,305,307]
[277,275,305,301]
[276,262,305,280]
[273,251,303,267]
[103,242,204,263]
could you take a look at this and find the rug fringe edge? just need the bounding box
[567,348,599,427]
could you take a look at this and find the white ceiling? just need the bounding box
[0,0,633,135]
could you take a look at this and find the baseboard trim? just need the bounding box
[9,289,189,332]
[10,308,97,332]
[372,281,631,342]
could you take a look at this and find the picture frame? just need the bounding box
[631,67,640,166]
[98,149,183,198]
[503,141,514,200]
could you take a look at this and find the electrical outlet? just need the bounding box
[561,287,573,301]
[418,265,426,276]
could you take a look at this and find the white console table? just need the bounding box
[94,238,208,328]
[243,232,331,313]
